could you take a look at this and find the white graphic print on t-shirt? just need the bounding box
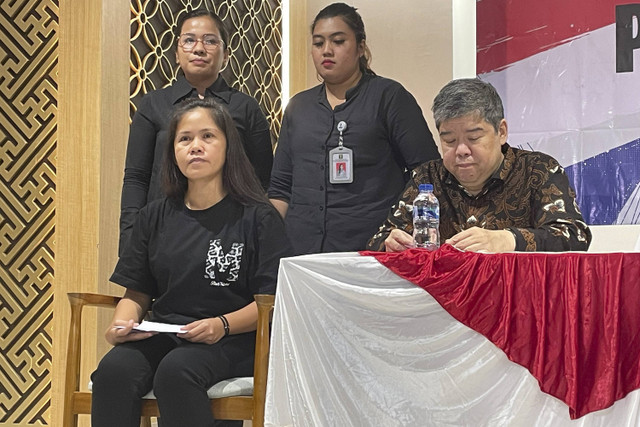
[204,239,244,286]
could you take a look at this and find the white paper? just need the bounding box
[115,321,185,333]
[134,321,185,333]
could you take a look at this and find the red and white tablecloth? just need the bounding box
[265,247,640,426]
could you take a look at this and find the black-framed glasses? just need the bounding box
[178,34,225,52]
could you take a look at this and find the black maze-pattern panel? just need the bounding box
[0,0,57,424]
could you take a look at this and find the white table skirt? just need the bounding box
[265,252,640,427]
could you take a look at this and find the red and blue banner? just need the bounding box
[477,0,640,224]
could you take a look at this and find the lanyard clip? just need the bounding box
[337,121,347,148]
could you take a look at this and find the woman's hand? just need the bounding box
[105,319,156,346]
[177,317,225,344]
[105,289,154,345]
[177,302,259,344]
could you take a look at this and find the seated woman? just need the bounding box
[91,98,291,427]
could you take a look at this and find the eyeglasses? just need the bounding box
[178,34,225,52]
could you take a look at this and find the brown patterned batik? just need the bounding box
[367,144,591,252]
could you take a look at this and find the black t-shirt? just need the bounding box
[111,196,291,325]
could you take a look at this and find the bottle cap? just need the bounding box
[418,183,433,192]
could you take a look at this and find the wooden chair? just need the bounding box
[62,292,275,427]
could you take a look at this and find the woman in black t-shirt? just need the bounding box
[91,98,290,427]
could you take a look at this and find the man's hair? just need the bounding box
[432,78,504,132]
[161,97,268,206]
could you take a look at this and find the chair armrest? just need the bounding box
[63,293,121,426]
[252,294,275,425]
[68,292,121,309]
[65,293,121,384]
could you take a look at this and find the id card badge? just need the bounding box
[329,146,353,184]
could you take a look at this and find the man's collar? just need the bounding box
[492,143,513,182]
[169,74,233,105]
[444,143,513,197]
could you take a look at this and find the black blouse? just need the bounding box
[269,74,440,255]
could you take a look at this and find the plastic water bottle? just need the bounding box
[413,183,440,250]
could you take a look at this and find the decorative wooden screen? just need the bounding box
[0,0,58,424]
[130,0,283,143]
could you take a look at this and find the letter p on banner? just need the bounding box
[616,3,640,72]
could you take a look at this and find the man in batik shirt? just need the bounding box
[367,78,591,253]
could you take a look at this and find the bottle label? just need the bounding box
[413,206,439,220]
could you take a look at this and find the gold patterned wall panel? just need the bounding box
[0,0,58,425]
[130,0,283,143]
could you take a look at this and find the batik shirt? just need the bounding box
[367,144,591,252]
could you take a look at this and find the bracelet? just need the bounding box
[218,315,230,336]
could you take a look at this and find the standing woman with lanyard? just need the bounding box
[269,2,440,255]
[120,9,273,253]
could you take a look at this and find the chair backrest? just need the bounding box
[62,292,275,427]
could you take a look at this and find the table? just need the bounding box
[264,248,640,426]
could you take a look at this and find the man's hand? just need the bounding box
[384,229,415,252]
[446,227,516,253]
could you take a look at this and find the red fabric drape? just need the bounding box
[362,244,640,419]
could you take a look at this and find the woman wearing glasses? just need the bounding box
[119,9,273,253]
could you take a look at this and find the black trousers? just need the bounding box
[91,332,255,427]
